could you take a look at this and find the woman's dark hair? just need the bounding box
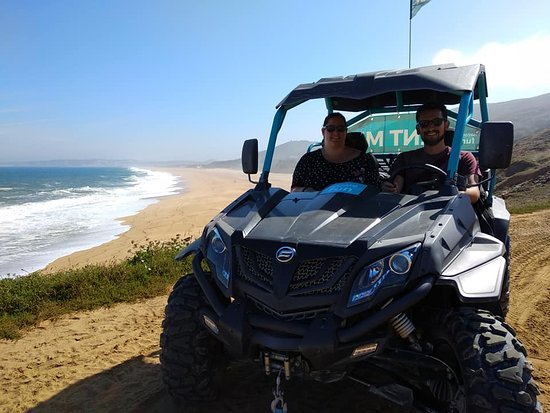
[415,102,448,121]
[323,112,347,126]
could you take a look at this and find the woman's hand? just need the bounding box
[381,180,398,193]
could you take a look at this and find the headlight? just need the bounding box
[348,243,421,307]
[206,227,231,288]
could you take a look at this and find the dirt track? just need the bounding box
[1,210,548,412]
[506,210,550,407]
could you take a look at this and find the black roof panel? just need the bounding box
[277,63,486,111]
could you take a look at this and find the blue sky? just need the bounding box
[1,0,550,163]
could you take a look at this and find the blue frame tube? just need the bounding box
[325,97,334,113]
[477,74,497,198]
[259,107,287,185]
[346,110,372,126]
[478,74,489,123]
[447,92,473,178]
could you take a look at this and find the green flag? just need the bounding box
[410,0,432,19]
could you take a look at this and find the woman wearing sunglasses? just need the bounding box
[381,102,481,203]
[291,112,379,192]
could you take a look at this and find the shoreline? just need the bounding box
[42,167,292,274]
[0,166,181,278]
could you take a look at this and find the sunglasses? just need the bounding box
[323,125,347,132]
[417,118,445,128]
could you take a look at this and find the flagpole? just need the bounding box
[408,16,412,68]
[409,0,432,67]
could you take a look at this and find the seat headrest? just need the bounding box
[444,129,454,146]
[345,131,368,152]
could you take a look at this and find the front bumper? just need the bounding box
[192,252,434,369]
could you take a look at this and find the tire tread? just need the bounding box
[434,308,541,413]
[160,274,224,402]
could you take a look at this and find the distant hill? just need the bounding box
[480,93,550,139]
[496,128,550,209]
[205,140,314,173]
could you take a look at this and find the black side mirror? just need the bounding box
[479,122,514,169]
[241,139,258,175]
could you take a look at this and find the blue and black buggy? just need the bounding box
[160,64,542,412]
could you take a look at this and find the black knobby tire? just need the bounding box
[160,274,225,402]
[428,308,541,413]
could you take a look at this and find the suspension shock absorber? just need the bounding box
[391,313,415,338]
[390,313,421,350]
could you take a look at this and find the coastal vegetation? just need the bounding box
[0,236,192,340]
[508,200,550,214]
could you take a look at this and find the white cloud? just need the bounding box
[432,33,550,102]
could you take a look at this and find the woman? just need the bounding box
[291,112,379,192]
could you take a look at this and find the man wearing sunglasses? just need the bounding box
[382,102,481,203]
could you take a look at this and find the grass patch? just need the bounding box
[0,236,193,340]
[509,200,550,215]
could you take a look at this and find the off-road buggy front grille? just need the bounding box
[237,247,274,290]
[247,296,329,321]
[236,247,356,296]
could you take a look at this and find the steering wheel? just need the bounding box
[389,164,448,194]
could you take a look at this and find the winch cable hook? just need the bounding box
[270,368,288,413]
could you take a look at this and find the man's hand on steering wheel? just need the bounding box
[384,164,448,194]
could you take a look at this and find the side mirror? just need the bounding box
[479,122,514,169]
[241,139,258,175]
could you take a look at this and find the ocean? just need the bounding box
[0,166,182,278]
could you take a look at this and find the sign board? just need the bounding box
[349,113,480,154]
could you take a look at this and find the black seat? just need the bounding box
[444,129,454,146]
[345,131,368,152]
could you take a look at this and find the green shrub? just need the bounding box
[509,200,550,215]
[0,236,193,339]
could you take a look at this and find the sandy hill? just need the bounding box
[497,128,550,209]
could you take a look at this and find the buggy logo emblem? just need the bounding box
[276,246,296,263]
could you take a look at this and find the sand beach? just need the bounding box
[0,167,548,412]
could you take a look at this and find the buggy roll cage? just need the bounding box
[256,63,497,195]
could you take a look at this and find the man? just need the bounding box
[382,102,481,203]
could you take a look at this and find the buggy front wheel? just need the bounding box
[160,274,225,402]
[426,308,541,412]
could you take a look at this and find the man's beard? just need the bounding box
[421,133,445,146]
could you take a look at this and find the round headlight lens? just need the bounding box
[211,233,226,254]
[389,253,411,275]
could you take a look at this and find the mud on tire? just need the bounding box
[160,274,225,402]
[428,308,541,413]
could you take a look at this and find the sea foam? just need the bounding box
[0,167,182,278]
